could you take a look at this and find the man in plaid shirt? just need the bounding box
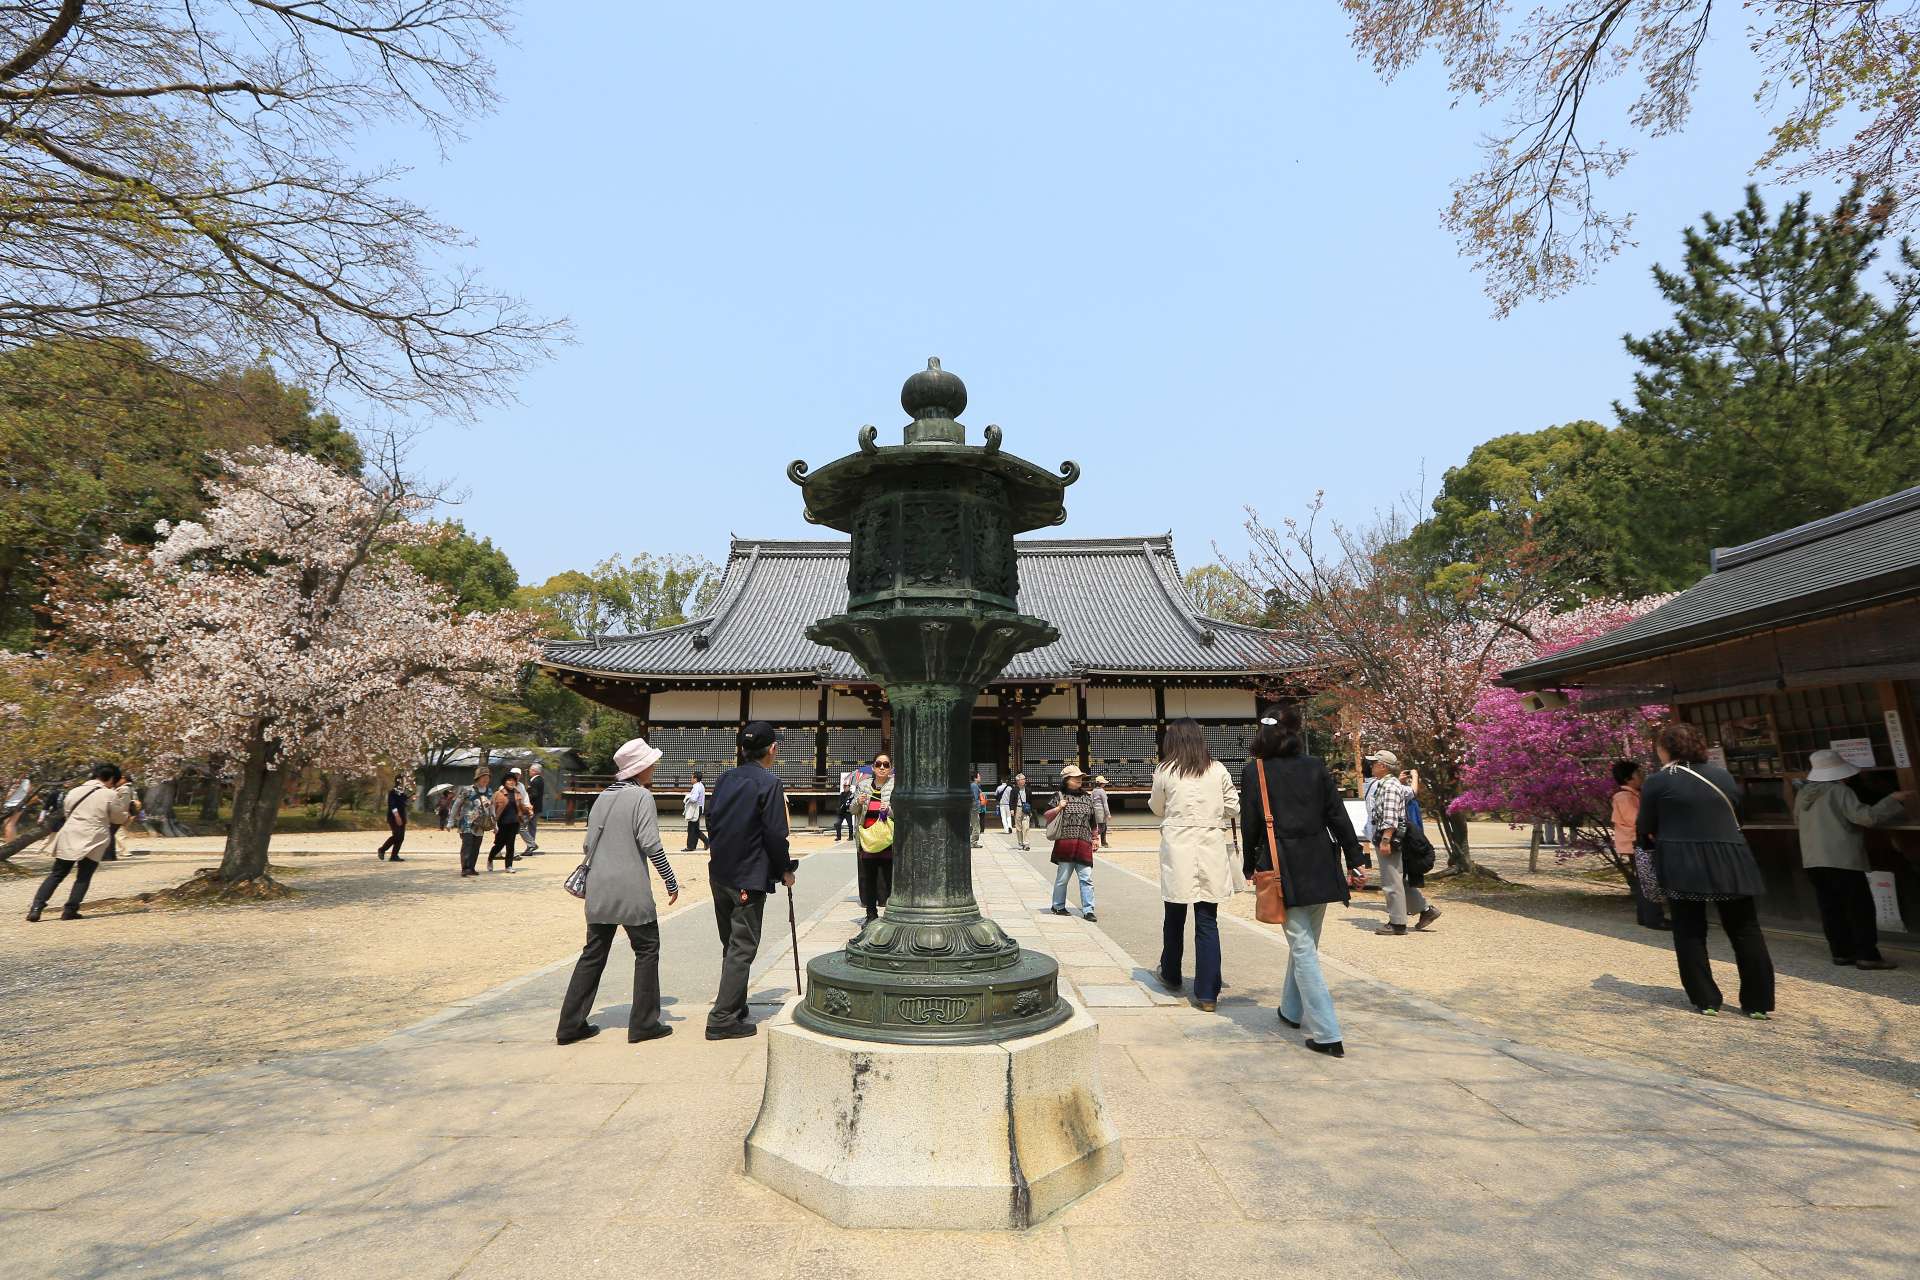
[1365,750,1439,936]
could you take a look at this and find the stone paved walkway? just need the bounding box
[3,837,1916,1279]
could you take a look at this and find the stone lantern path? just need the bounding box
[2,840,1915,1278]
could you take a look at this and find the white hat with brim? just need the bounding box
[1804,749,1859,783]
[1060,764,1087,780]
[614,737,663,781]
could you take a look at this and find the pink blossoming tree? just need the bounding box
[67,449,538,887]
[1452,599,1669,876]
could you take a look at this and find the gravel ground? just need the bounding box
[1098,828,1920,1126]
[0,825,839,1114]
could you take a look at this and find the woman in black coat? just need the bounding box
[1240,707,1366,1057]
[1636,721,1775,1018]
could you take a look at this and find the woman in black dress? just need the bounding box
[1636,721,1775,1018]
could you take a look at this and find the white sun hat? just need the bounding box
[613,737,663,781]
[1804,749,1860,783]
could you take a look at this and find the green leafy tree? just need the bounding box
[1614,184,1920,588]
[0,340,362,645]
[520,553,719,639]
[1182,564,1267,625]
[398,522,520,615]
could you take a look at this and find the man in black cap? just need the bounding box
[702,720,797,1039]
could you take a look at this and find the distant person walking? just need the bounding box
[1366,751,1438,936]
[704,721,798,1040]
[556,737,679,1046]
[683,771,710,851]
[833,770,855,842]
[852,754,896,920]
[1091,775,1112,847]
[1637,722,1776,1018]
[1046,765,1102,921]
[1240,709,1365,1057]
[522,763,546,854]
[1150,719,1241,1010]
[1795,749,1911,971]
[489,770,530,871]
[1007,772,1033,850]
[970,770,986,848]
[436,788,455,831]
[26,763,135,922]
[2,776,30,843]
[454,767,493,877]
[376,779,410,862]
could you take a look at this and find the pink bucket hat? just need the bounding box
[613,737,663,781]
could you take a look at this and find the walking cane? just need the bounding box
[787,882,804,998]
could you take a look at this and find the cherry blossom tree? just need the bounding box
[1452,599,1669,876]
[65,448,538,886]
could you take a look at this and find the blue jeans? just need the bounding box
[1160,901,1221,1002]
[1052,862,1095,912]
[1279,903,1341,1043]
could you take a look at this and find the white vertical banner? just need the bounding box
[1885,709,1912,770]
[1868,870,1907,933]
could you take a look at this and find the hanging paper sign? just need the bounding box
[1885,710,1912,770]
[1830,738,1877,770]
[1868,870,1907,933]
[1705,746,1728,769]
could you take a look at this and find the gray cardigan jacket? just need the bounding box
[1795,781,1906,872]
[582,783,676,926]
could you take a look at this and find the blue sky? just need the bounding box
[380,2,1849,589]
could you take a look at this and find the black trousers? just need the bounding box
[857,856,893,917]
[1807,867,1882,963]
[709,876,766,1029]
[833,802,853,840]
[489,823,519,866]
[1669,896,1775,1013]
[32,858,96,912]
[377,817,406,857]
[1160,901,1222,1002]
[459,833,482,873]
[557,921,663,1040]
[684,818,708,851]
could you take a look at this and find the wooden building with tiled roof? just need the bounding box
[541,535,1312,813]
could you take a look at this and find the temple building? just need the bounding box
[541,535,1311,815]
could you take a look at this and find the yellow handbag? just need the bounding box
[858,814,895,855]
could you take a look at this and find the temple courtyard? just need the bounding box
[3,826,1916,1278]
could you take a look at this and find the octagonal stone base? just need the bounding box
[744,996,1122,1229]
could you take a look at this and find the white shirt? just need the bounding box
[687,781,706,816]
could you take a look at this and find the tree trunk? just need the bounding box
[199,756,224,822]
[318,772,345,821]
[0,817,52,862]
[1528,823,1541,872]
[219,730,287,882]
[1438,808,1480,874]
[141,776,192,838]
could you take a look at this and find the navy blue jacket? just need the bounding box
[707,760,796,893]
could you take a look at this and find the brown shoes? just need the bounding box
[1856,958,1899,971]
[1374,923,1407,936]
[1415,906,1442,931]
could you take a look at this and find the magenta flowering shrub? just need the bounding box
[1451,600,1668,868]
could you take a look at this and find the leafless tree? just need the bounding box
[0,1,561,411]
[1343,1,1920,314]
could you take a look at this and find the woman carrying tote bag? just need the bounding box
[1239,708,1366,1058]
[1150,719,1242,1011]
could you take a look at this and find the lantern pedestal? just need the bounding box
[745,996,1122,1229]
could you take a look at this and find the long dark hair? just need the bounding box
[1160,718,1213,777]
[1248,706,1304,759]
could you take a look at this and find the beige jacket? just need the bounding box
[1795,780,1905,872]
[1149,760,1243,904]
[51,782,135,863]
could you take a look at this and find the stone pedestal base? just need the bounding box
[744,997,1122,1229]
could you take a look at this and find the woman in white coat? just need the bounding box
[1150,718,1241,1010]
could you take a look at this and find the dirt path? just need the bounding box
[0,827,838,1113]
[1099,835,1920,1125]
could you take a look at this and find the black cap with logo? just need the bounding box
[739,721,784,754]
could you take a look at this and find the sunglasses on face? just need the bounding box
[874,760,893,768]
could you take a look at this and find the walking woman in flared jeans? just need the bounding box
[1150,718,1241,1011]
[1239,708,1367,1058]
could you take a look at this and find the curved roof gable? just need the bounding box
[543,536,1308,682]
